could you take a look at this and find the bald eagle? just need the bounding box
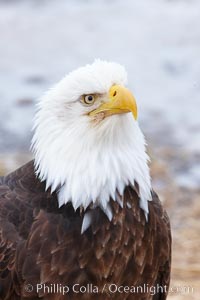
[0,60,171,300]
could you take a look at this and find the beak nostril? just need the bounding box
[113,91,117,97]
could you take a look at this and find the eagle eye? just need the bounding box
[82,94,96,106]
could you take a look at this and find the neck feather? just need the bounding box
[32,113,152,221]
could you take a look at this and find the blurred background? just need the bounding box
[0,0,199,298]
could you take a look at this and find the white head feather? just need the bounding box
[31,60,152,226]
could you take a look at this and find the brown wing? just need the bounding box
[0,161,171,300]
[0,163,36,299]
[0,180,22,299]
[150,191,171,300]
[0,162,106,300]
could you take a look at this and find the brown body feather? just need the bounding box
[0,161,171,299]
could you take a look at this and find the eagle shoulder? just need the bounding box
[0,162,171,300]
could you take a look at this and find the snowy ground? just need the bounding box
[0,0,200,184]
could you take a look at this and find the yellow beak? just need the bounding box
[89,84,137,120]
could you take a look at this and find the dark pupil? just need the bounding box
[87,95,93,102]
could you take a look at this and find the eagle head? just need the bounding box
[32,60,151,223]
